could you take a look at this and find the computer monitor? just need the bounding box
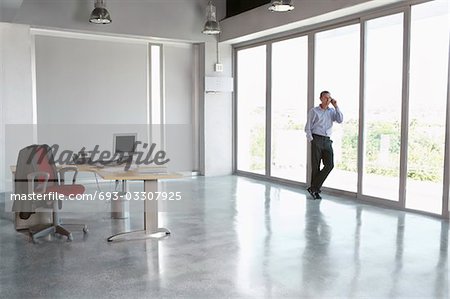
[113,133,137,156]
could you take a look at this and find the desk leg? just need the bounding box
[144,180,157,233]
[107,179,171,242]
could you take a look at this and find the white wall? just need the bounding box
[164,44,194,125]
[0,23,3,192]
[1,23,33,123]
[202,40,233,176]
[164,44,196,172]
[0,22,34,192]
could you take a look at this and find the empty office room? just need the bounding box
[0,0,449,298]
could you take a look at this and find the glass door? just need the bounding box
[315,24,360,192]
[271,36,308,182]
[405,0,449,214]
[236,45,267,174]
[362,13,404,201]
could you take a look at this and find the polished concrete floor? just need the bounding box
[0,175,448,298]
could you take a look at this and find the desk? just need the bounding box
[94,166,181,242]
[11,165,182,242]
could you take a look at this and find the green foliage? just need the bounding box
[250,125,265,171]
[286,118,302,130]
[336,119,444,182]
[246,113,444,182]
[406,118,444,182]
[338,120,358,172]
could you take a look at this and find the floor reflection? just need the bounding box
[262,185,273,296]
[302,199,331,296]
[389,213,405,297]
[434,221,448,298]
[349,206,362,297]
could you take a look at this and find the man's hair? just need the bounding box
[320,91,330,98]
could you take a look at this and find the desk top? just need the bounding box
[10,165,182,181]
[95,169,181,181]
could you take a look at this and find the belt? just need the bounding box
[312,134,330,139]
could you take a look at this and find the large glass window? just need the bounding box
[237,46,267,174]
[271,36,308,182]
[315,24,360,192]
[234,4,450,217]
[406,0,449,214]
[150,45,163,147]
[362,13,404,201]
[151,45,161,125]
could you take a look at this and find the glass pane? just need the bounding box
[362,13,403,200]
[406,0,449,214]
[237,46,266,174]
[271,36,308,182]
[151,45,161,124]
[315,24,360,192]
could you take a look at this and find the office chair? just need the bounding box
[15,144,88,242]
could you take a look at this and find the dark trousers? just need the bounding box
[310,134,334,192]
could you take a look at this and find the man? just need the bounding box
[304,91,343,200]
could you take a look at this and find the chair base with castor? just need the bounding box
[29,207,88,243]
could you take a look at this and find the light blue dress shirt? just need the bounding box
[304,106,343,142]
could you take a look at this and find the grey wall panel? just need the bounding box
[35,35,148,125]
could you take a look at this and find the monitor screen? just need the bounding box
[113,134,137,155]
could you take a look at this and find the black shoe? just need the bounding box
[307,187,314,197]
[313,192,322,200]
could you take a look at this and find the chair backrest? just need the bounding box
[13,144,56,215]
[33,145,58,187]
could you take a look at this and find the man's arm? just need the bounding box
[304,109,314,142]
[331,100,343,123]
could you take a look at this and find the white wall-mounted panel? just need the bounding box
[35,35,148,125]
[205,76,233,93]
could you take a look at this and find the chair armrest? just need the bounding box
[27,172,50,194]
[58,166,79,185]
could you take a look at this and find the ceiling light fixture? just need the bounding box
[202,1,220,35]
[89,0,112,24]
[268,0,295,12]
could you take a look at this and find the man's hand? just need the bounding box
[331,98,338,108]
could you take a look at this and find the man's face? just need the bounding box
[320,93,332,106]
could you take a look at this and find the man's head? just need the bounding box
[320,90,332,106]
